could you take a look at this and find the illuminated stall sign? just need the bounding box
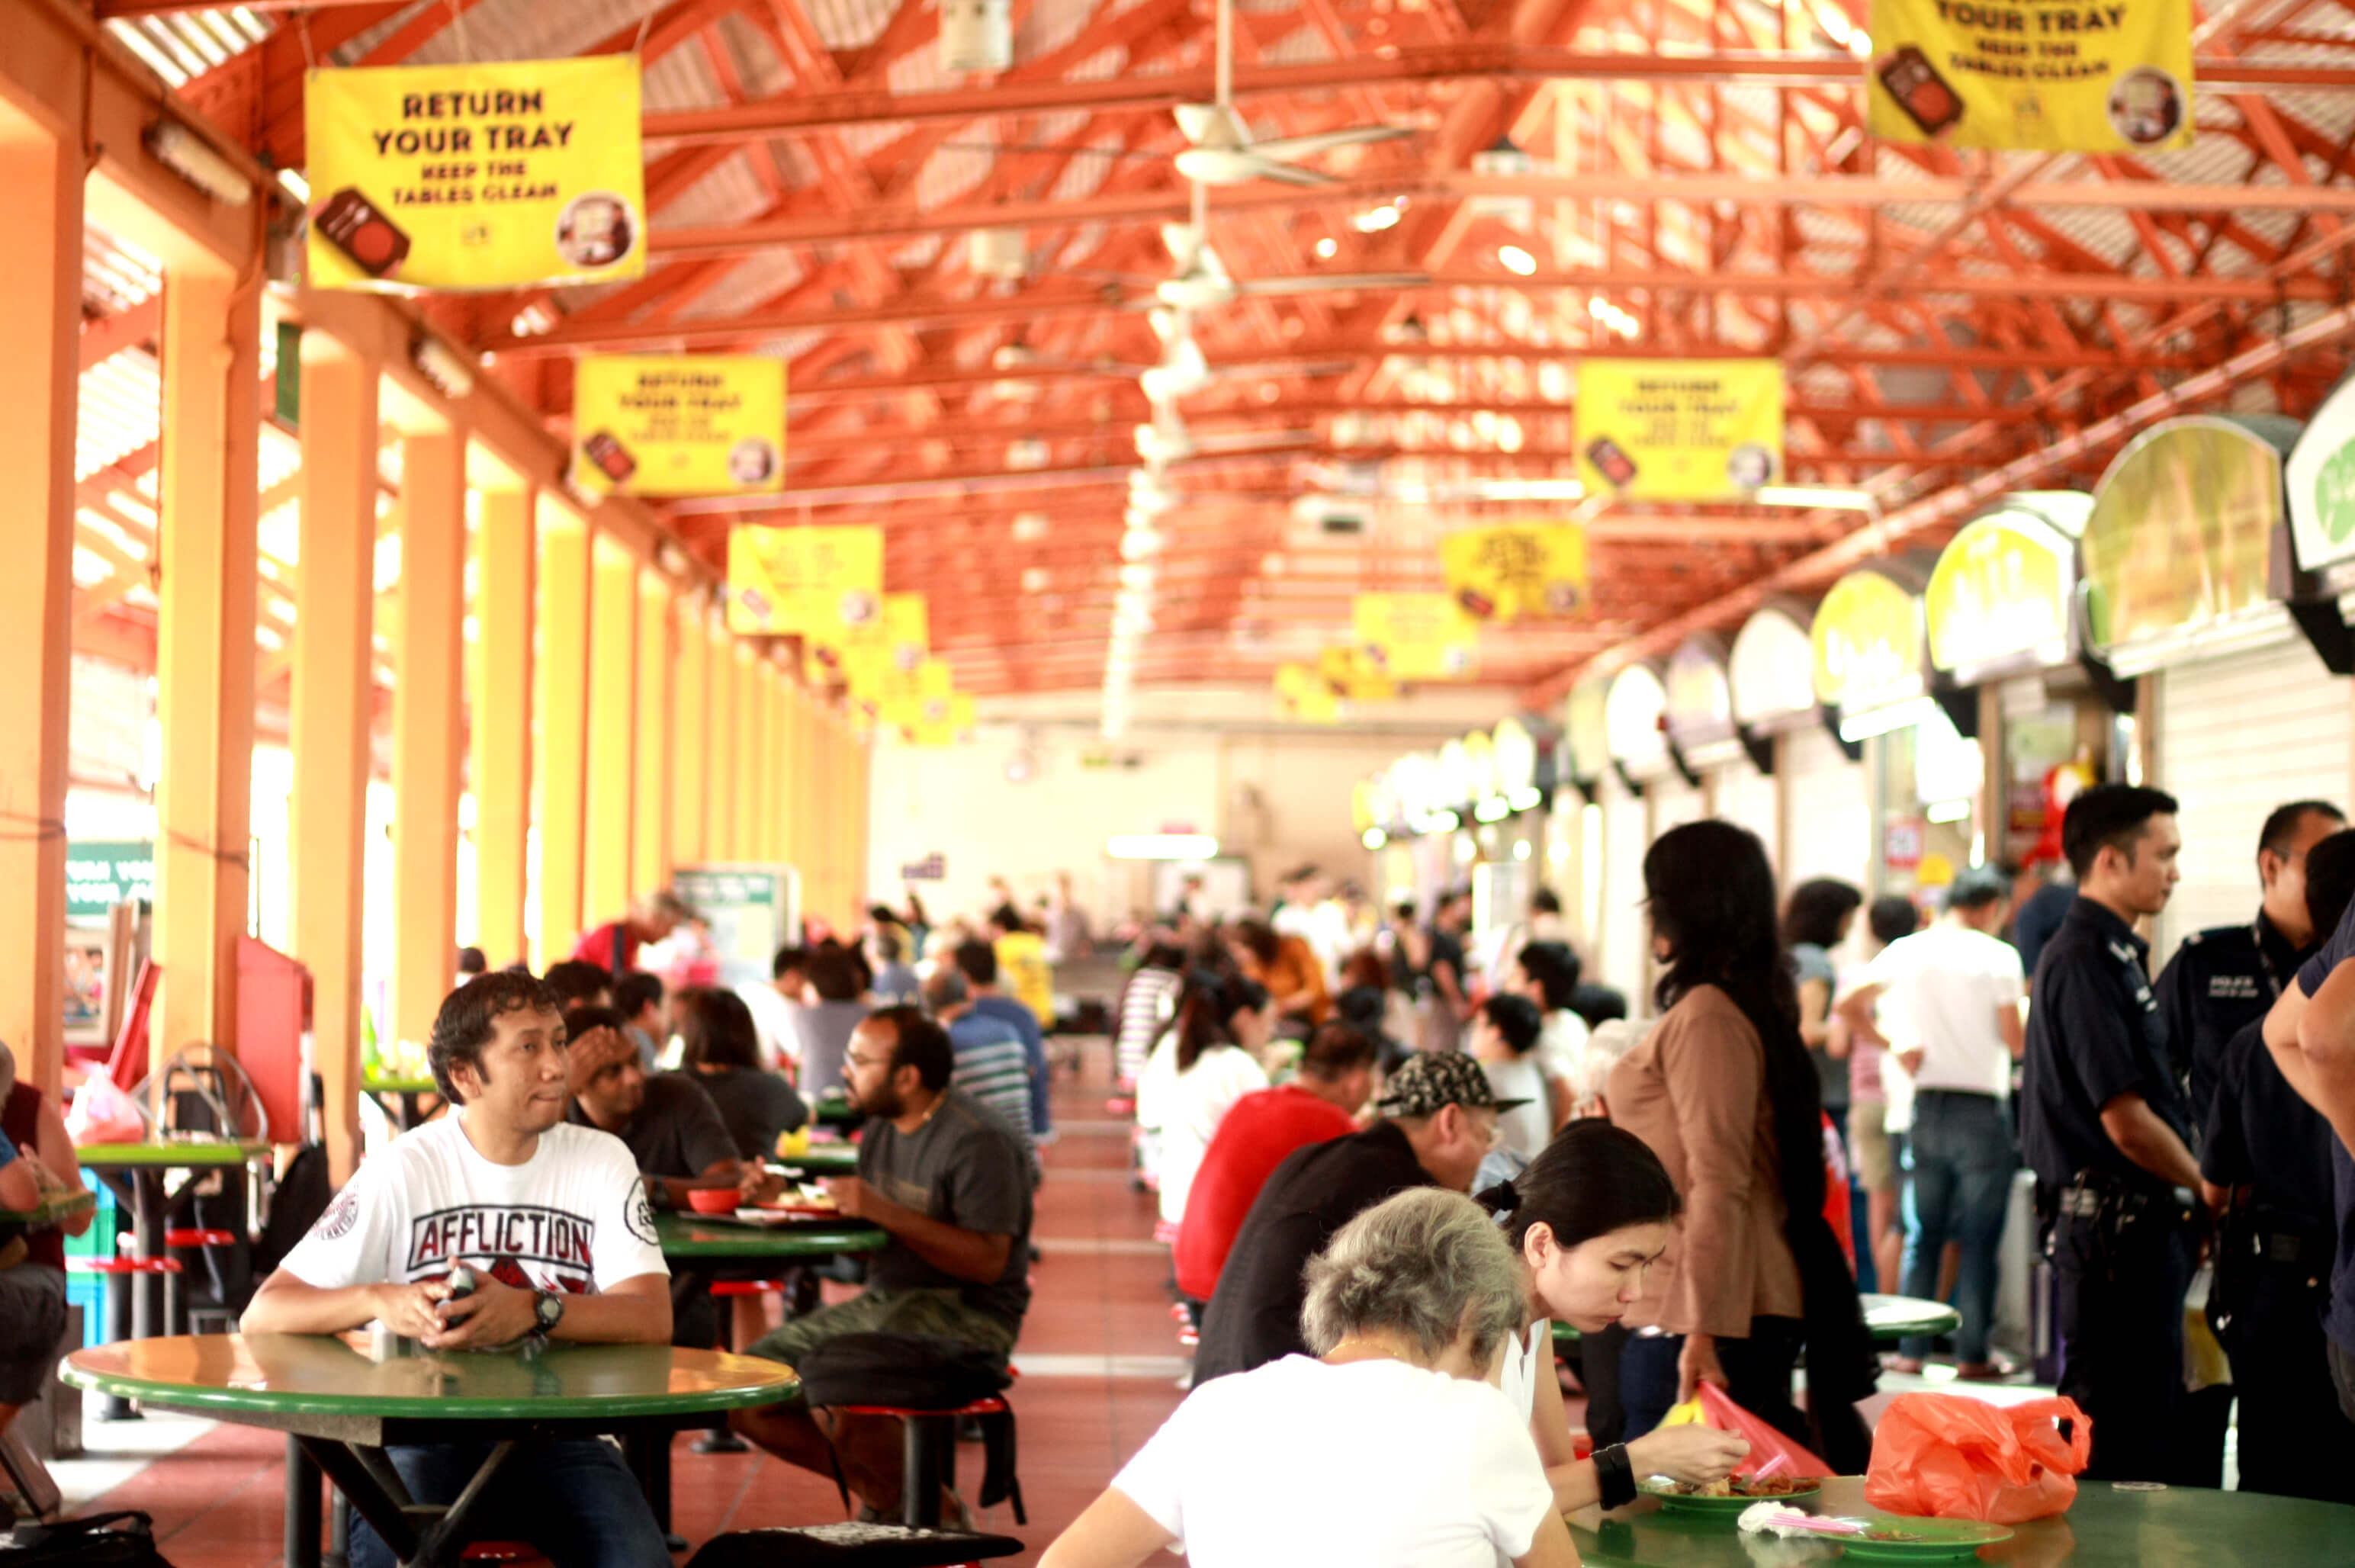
[1925,493,2091,678]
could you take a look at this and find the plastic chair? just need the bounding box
[831,1397,1013,1530]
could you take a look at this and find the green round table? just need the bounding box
[769,1142,859,1177]
[63,1333,798,1568]
[1568,1473,2355,1565]
[654,1213,889,1260]
[76,1140,271,1344]
[809,1094,861,1129]
[1553,1294,1963,1350]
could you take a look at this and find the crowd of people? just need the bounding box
[15,786,2354,1566]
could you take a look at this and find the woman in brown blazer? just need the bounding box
[1604,820,1877,1470]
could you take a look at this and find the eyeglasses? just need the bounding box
[844,1049,888,1072]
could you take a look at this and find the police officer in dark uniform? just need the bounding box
[2021,783,2206,1484]
[2156,799,2344,1122]
[2202,826,2355,1500]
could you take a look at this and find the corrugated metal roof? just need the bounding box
[108,6,272,88]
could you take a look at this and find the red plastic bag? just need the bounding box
[1693,1383,1835,1478]
[1865,1393,2090,1524]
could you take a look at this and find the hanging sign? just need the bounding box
[2289,376,2355,576]
[304,57,645,292]
[1924,497,2088,673]
[1812,569,1928,712]
[725,524,882,638]
[1865,0,2195,153]
[571,355,786,496]
[1438,523,1589,622]
[1353,592,1478,680]
[895,691,975,748]
[1576,360,1783,500]
[2081,416,2289,651]
[1274,664,1341,723]
[1319,644,1399,703]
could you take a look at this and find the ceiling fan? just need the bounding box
[1171,0,1414,187]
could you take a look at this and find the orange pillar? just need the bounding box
[535,509,593,964]
[471,486,535,967]
[0,106,81,1092]
[670,602,709,867]
[153,266,260,1064]
[708,639,740,861]
[632,574,672,894]
[288,339,380,1181]
[584,541,638,924]
[389,428,466,1052]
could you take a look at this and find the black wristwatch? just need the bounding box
[1594,1443,1637,1511]
[531,1289,564,1342]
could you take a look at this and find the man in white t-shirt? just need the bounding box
[243,972,674,1568]
[1273,864,1356,985]
[1834,866,2026,1377]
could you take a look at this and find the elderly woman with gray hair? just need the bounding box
[1041,1187,1579,1568]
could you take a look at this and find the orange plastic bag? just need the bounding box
[1864,1393,2090,1524]
[1689,1383,1835,1478]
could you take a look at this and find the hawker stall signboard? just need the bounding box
[1353,592,1478,681]
[1866,0,2194,153]
[2289,374,2355,577]
[1575,360,1783,501]
[1438,523,1589,622]
[571,356,786,497]
[305,57,645,291]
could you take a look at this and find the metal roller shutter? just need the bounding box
[1716,757,1779,853]
[2154,637,2353,963]
[1782,724,1872,890]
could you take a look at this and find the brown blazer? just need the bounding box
[1605,983,1804,1338]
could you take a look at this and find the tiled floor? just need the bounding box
[54,1039,1192,1565]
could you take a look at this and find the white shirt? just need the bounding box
[1496,1319,1553,1423]
[1274,899,1356,984]
[280,1113,667,1303]
[1114,1356,1554,1568]
[1857,921,2024,1097]
[1148,1043,1269,1226]
[737,982,797,1072]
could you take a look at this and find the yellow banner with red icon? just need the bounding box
[727,525,883,640]
[304,56,645,291]
[1575,360,1784,501]
[571,355,786,497]
[1354,592,1479,681]
[1438,524,1589,623]
[1866,0,2194,153]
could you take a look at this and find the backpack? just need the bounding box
[793,1335,1024,1522]
[0,1512,176,1566]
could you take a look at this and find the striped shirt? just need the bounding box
[1116,966,1185,1088]
[948,1011,1036,1152]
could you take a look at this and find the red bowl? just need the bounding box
[683,1188,740,1215]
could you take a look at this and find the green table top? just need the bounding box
[1569,1473,2355,1565]
[60,1333,799,1421]
[770,1143,857,1176]
[74,1139,268,1169]
[810,1097,861,1128]
[362,1075,438,1096]
[654,1213,889,1260]
[0,1188,96,1226]
[1553,1294,1962,1349]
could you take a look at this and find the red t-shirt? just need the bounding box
[572,921,637,973]
[1173,1084,1357,1303]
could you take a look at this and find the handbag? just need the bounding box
[0,1512,178,1565]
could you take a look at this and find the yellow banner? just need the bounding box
[893,691,974,748]
[1867,0,2193,152]
[1438,524,1589,623]
[304,57,645,292]
[1319,645,1399,704]
[725,525,882,638]
[1274,664,1341,723]
[1576,360,1784,500]
[571,355,785,497]
[815,591,927,689]
[1354,592,1477,681]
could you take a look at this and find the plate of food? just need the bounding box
[1837,1517,2013,1560]
[1640,1475,1823,1514]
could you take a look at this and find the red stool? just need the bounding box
[460,1544,550,1565]
[163,1228,236,1249]
[68,1254,185,1343]
[697,1280,790,1453]
[163,1229,239,1335]
[709,1279,789,1300]
[834,1396,1014,1528]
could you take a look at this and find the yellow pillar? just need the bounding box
[535,513,592,965]
[0,111,81,1093]
[796,690,826,919]
[670,606,709,867]
[743,660,772,866]
[763,670,788,863]
[821,710,845,927]
[584,540,638,924]
[389,429,465,1052]
[705,636,736,861]
[632,575,672,894]
[153,267,261,1065]
[730,651,760,864]
[847,728,869,917]
[471,487,535,967]
[288,340,379,1181]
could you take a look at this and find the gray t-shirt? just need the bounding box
[571,1074,738,1187]
[1791,942,1849,1111]
[859,1088,1033,1329]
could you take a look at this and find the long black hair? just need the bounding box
[1168,969,1271,1072]
[1477,1120,1682,1250]
[1644,821,1824,1228]
[1643,819,1877,1460]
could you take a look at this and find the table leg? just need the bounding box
[286,1435,323,1568]
[328,1486,350,1568]
[299,1435,525,1568]
[130,1171,162,1342]
[298,1438,420,1567]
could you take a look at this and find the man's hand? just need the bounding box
[1896,1048,1926,1078]
[420,1274,537,1350]
[824,1177,876,1221]
[740,1164,784,1203]
[1677,1332,1728,1404]
[1627,1423,1749,1485]
[368,1280,452,1340]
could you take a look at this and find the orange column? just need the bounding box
[471,486,535,967]
[584,539,638,927]
[153,266,260,1064]
[733,652,764,866]
[707,639,740,861]
[388,427,466,1053]
[669,602,708,868]
[288,338,380,1181]
[535,509,593,964]
[0,107,81,1091]
[631,574,672,894]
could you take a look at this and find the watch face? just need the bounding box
[537,1291,564,1329]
